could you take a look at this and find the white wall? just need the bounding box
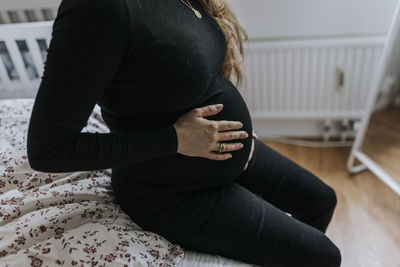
[229,0,399,40]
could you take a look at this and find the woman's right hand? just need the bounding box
[172,104,248,160]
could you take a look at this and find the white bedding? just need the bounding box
[0,98,254,267]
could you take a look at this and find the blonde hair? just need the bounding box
[199,0,248,88]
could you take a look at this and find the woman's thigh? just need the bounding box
[116,182,341,267]
[235,139,338,233]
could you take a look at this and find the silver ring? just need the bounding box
[218,142,225,153]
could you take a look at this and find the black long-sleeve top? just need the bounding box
[27,0,253,181]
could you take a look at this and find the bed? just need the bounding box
[0,98,255,267]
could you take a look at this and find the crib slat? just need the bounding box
[34,9,44,21]
[45,37,51,49]
[50,9,56,20]
[0,54,12,90]
[1,11,11,24]
[0,13,5,24]
[26,38,44,79]
[16,10,27,23]
[4,39,32,90]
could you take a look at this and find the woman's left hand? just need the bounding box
[243,130,258,171]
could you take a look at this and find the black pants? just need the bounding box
[113,139,342,267]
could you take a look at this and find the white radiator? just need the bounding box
[240,37,384,119]
[238,37,385,137]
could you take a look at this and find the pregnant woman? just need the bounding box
[27,0,341,266]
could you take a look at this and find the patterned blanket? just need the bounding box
[0,98,184,267]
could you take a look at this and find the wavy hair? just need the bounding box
[199,0,249,88]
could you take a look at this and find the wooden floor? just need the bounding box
[259,135,400,267]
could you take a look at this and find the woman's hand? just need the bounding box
[172,104,248,160]
[243,130,258,171]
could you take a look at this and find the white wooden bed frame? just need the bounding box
[0,0,60,99]
[0,0,59,24]
[0,21,52,99]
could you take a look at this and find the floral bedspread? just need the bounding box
[0,98,185,267]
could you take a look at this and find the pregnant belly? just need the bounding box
[113,74,253,188]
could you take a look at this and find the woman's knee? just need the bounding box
[314,184,338,228]
[256,231,342,267]
[297,231,342,267]
[324,184,338,210]
[319,234,342,267]
[309,178,337,212]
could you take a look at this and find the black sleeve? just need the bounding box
[27,0,178,173]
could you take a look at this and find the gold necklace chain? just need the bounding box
[179,0,202,19]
